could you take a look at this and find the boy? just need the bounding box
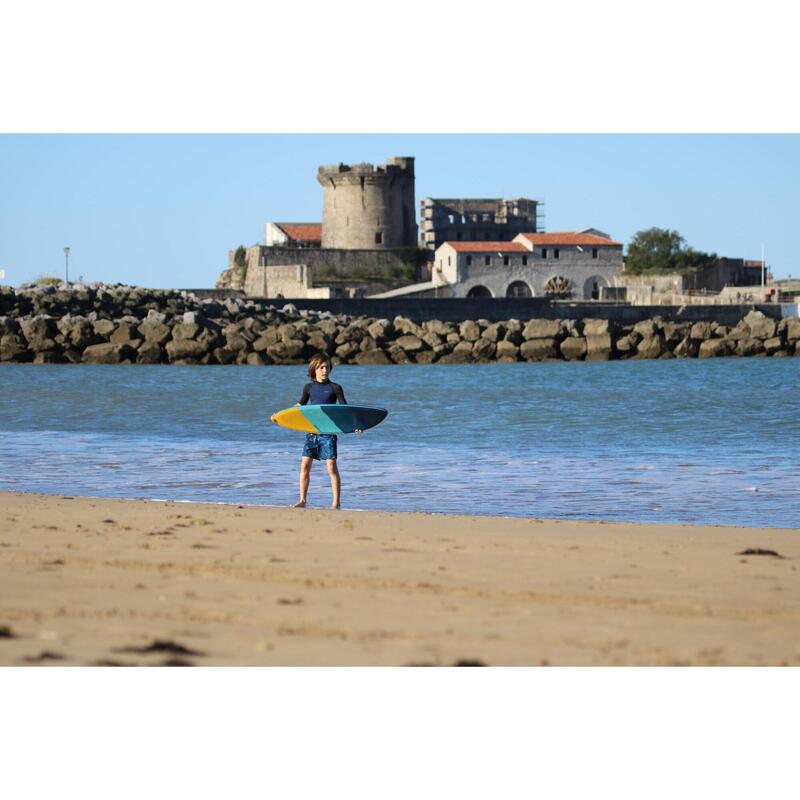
[271,353,360,509]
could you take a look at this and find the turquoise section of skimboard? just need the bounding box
[300,404,387,435]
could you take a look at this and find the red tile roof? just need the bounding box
[517,232,622,246]
[277,223,322,241]
[442,241,529,253]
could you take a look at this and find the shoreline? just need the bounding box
[4,488,797,530]
[1,491,798,666]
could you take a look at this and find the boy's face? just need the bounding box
[314,361,331,382]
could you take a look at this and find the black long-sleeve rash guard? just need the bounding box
[299,380,347,406]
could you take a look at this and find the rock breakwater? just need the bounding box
[1,283,798,365]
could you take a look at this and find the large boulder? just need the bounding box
[636,334,666,359]
[632,319,657,338]
[386,344,413,364]
[92,319,116,338]
[482,322,506,343]
[109,322,142,344]
[522,319,561,340]
[138,319,171,345]
[305,330,333,354]
[136,341,165,364]
[495,340,520,362]
[698,338,729,358]
[673,337,697,358]
[414,350,438,364]
[171,322,201,341]
[252,329,280,351]
[459,320,482,342]
[423,319,454,336]
[367,319,394,341]
[744,310,777,340]
[395,334,425,352]
[585,333,613,361]
[763,336,784,355]
[0,334,32,362]
[165,339,208,362]
[393,316,425,338]
[581,318,610,336]
[778,316,800,343]
[520,338,559,361]
[690,321,712,340]
[353,348,392,365]
[735,338,765,357]
[20,316,59,352]
[472,338,496,361]
[560,336,587,361]
[82,342,137,364]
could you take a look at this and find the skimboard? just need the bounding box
[272,404,388,435]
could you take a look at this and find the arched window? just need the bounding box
[467,285,493,298]
[506,281,532,298]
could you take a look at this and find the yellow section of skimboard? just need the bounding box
[273,407,319,433]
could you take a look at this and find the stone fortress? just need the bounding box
[318,157,417,250]
[217,154,766,304]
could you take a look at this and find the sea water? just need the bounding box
[1,359,798,528]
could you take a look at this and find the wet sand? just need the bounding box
[1,491,798,666]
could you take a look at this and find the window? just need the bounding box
[470,231,476,240]
[554,248,560,259]
[541,248,548,258]
[485,232,491,240]
[592,248,598,259]
[375,231,383,245]
[484,256,491,266]
[466,255,472,266]
[448,256,451,266]
[503,256,509,266]
[456,231,463,240]
[522,256,528,266]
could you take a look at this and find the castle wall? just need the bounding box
[235,245,422,298]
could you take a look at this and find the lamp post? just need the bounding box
[63,247,70,285]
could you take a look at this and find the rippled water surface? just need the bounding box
[1,360,798,527]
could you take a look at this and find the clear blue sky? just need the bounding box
[1,134,797,288]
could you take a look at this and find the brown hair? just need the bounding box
[307,353,332,380]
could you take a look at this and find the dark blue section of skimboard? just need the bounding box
[301,404,388,434]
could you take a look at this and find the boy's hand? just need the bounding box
[270,414,277,424]
[355,429,363,435]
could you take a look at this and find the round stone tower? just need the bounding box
[317,156,417,250]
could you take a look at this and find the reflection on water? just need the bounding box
[1,360,799,528]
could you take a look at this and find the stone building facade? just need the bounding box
[317,157,417,250]
[420,197,543,252]
[432,231,623,299]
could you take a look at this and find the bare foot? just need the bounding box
[291,499,307,508]
[330,503,340,510]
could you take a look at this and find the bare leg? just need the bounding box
[292,457,313,508]
[326,458,340,509]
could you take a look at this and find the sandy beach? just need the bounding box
[0,490,798,666]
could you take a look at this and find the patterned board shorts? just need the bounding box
[302,433,338,461]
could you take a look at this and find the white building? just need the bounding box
[432,230,624,299]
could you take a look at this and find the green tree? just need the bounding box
[234,245,247,269]
[625,227,716,274]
